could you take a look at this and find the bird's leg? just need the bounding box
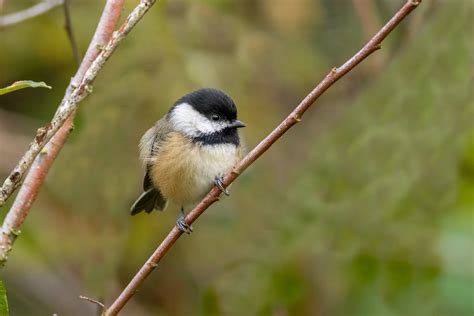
[176,207,193,234]
[214,175,230,196]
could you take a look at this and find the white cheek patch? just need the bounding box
[170,103,227,136]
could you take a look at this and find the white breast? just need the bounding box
[191,144,239,199]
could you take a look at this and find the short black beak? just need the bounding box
[229,120,246,129]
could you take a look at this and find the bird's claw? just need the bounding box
[214,176,230,196]
[176,214,193,234]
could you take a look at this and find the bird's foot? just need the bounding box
[176,208,193,234]
[214,175,230,196]
[176,215,193,234]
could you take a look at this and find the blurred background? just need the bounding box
[0,0,473,315]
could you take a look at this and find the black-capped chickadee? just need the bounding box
[130,88,246,233]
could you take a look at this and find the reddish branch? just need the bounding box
[0,0,157,209]
[104,0,423,314]
[0,0,127,265]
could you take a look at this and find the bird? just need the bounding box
[130,88,246,233]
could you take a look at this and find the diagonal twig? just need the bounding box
[79,295,105,315]
[0,0,63,28]
[104,0,423,315]
[0,0,155,209]
[0,0,150,265]
[0,0,154,208]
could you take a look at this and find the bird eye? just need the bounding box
[211,114,220,121]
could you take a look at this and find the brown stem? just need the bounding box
[104,0,423,315]
[0,0,126,265]
[63,0,81,66]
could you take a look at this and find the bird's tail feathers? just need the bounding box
[130,188,167,215]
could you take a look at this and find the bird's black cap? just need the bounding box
[173,88,237,121]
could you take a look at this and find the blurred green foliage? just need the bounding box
[0,281,8,316]
[0,0,472,315]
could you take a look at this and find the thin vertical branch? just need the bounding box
[63,0,81,66]
[104,0,423,315]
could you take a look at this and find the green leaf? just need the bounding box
[0,281,9,316]
[0,80,51,95]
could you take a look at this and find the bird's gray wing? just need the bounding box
[139,117,173,190]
